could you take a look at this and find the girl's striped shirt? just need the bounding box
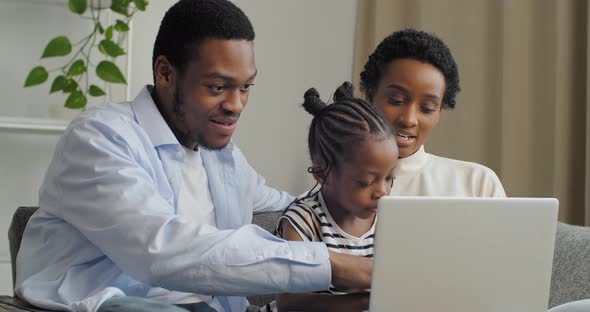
[277,192,375,294]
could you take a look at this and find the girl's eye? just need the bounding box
[358,181,371,188]
[386,176,396,187]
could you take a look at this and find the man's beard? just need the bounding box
[170,83,223,150]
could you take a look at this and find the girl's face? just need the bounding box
[370,58,446,158]
[321,137,398,220]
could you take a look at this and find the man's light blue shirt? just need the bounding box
[15,86,331,312]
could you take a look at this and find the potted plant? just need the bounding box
[23,0,148,110]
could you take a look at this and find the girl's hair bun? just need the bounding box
[333,81,354,102]
[302,87,327,116]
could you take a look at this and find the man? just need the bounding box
[15,1,371,311]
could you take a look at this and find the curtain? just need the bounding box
[353,0,590,225]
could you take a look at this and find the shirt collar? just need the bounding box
[130,85,179,148]
[130,85,237,153]
[395,145,431,177]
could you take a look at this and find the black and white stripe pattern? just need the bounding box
[277,192,376,293]
[259,193,376,312]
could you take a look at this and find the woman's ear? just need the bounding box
[365,89,374,103]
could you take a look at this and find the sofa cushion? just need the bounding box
[8,207,38,294]
[0,296,51,312]
[247,211,283,307]
[549,222,590,308]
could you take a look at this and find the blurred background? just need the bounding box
[0,0,588,294]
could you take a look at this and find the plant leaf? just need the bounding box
[114,20,130,32]
[105,26,114,40]
[67,59,86,76]
[99,39,126,57]
[41,36,72,58]
[50,75,67,93]
[133,0,148,11]
[68,0,87,15]
[97,22,104,34]
[88,85,106,96]
[96,61,127,84]
[65,90,87,109]
[62,78,78,93]
[111,0,131,16]
[24,66,49,87]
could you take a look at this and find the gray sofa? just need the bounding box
[1,207,590,311]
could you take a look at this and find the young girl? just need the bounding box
[265,82,398,312]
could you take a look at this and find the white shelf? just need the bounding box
[0,117,67,132]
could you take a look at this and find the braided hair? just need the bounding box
[303,82,393,179]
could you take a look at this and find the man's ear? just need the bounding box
[154,55,175,88]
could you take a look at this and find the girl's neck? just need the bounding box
[321,191,375,238]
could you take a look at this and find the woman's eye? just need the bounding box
[420,106,437,113]
[420,100,440,113]
[388,97,405,105]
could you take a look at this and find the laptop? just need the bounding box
[370,196,559,312]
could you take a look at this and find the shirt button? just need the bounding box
[176,151,183,159]
[256,255,264,261]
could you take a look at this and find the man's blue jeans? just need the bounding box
[97,296,218,312]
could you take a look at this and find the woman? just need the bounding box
[360,28,505,197]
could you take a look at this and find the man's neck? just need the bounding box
[150,87,197,150]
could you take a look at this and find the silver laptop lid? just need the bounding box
[370,197,558,312]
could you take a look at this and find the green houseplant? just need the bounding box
[24,0,148,110]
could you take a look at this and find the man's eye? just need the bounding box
[240,84,254,92]
[209,85,226,92]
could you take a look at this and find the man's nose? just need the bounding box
[221,89,245,115]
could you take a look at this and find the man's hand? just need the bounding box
[329,251,373,290]
[276,292,370,312]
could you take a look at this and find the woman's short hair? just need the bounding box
[360,28,460,109]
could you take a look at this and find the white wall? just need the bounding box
[232,0,358,193]
[0,0,358,294]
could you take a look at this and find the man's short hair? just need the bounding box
[152,0,255,81]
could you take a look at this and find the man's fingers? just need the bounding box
[329,252,373,289]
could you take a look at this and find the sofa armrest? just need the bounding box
[0,296,52,312]
[549,222,590,308]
